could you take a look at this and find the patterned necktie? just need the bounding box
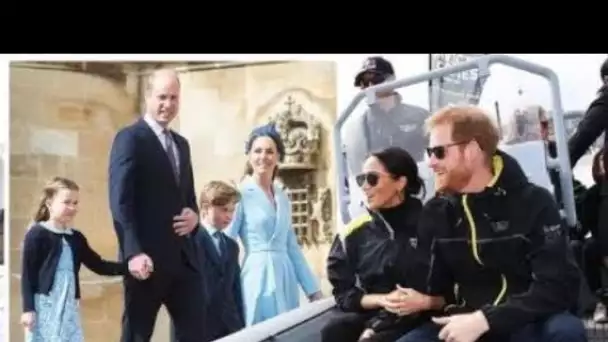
[213,231,224,256]
[163,129,180,181]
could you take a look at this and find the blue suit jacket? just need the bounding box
[108,118,199,273]
[196,227,244,339]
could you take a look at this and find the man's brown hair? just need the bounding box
[426,105,500,159]
[198,181,241,209]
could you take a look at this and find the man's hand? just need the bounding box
[128,253,154,280]
[173,208,198,236]
[358,328,375,341]
[432,310,490,342]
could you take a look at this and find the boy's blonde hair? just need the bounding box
[198,181,241,209]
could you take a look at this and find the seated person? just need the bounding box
[172,180,245,341]
[324,147,446,342]
[577,148,608,323]
[397,105,586,342]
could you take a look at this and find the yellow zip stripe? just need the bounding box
[460,155,508,306]
[342,214,372,238]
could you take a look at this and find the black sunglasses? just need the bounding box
[360,73,387,88]
[425,141,469,160]
[355,172,387,187]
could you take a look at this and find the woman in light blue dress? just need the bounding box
[226,123,323,326]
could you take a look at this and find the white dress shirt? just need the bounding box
[143,114,180,170]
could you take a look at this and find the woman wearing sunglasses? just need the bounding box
[324,146,444,342]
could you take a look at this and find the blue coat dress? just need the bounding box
[226,176,320,326]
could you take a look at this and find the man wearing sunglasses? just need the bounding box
[344,56,430,176]
[396,105,585,342]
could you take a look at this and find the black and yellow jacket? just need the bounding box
[327,198,428,332]
[419,150,581,336]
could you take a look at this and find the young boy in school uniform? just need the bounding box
[171,180,245,341]
[198,180,245,340]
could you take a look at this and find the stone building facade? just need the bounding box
[9,60,337,341]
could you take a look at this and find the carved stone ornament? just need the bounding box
[309,187,333,244]
[269,96,321,169]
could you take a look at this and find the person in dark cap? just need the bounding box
[225,122,323,327]
[568,57,608,290]
[345,56,430,177]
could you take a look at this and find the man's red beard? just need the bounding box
[435,165,472,193]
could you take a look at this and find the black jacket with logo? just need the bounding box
[418,151,581,336]
[327,198,429,332]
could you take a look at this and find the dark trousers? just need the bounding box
[581,238,608,297]
[321,309,414,342]
[395,312,587,342]
[170,320,233,342]
[120,262,206,342]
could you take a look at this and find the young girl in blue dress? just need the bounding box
[20,177,126,342]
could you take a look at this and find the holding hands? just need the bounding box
[380,285,431,316]
[128,207,197,280]
[128,253,154,280]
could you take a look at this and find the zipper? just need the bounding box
[375,212,395,240]
[461,194,508,306]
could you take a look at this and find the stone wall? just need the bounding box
[176,61,338,294]
[9,65,136,342]
[9,61,338,340]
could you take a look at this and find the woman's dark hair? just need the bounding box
[370,146,426,198]
[592,147,605,184]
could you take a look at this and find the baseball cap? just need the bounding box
[354,56,395,87]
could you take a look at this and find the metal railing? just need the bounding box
[334,54,577,227]
[216,297,336,342]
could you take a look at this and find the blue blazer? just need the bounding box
[108,118,199,272]
[196,227,244,339]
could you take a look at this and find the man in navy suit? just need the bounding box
[109,69,205,342]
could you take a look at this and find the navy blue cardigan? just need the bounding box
[21,223,126,312]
